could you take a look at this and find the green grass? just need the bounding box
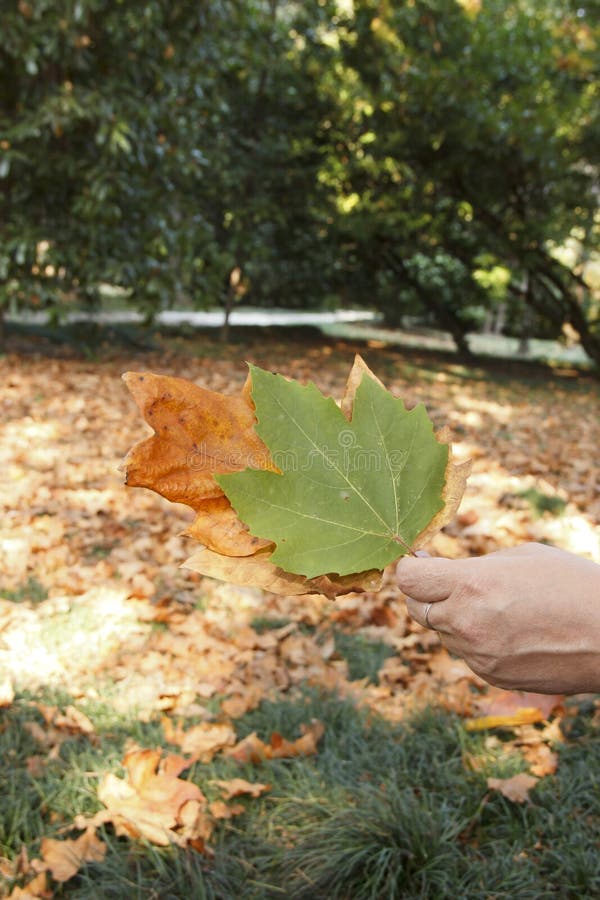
[0,576,48,604]
[518,487,568,518]
[331,629,396,683]
[2,687,600,898]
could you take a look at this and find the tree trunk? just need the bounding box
[424,293,472,358]
[385,252,473,359]
[493,302,506,335]
[220,286,233,343]
[517,274,532,355]
[535,272,600,371]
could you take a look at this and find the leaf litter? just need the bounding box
[1,341,599,894]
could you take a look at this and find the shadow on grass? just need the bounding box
[2,687,600,898]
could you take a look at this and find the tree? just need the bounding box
[0,0,340,331]
[2,0,599,369]
[329,0,600,365]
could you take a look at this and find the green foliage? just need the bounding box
[331,0,600,362]
[0,0,339,321]
[2,0,599,365]
[218,365,447,577]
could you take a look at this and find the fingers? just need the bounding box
[396,555,462,603]
[406,597,438,630]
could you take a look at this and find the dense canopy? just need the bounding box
[1,0,599,364]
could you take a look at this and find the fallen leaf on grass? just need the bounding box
[162,718,237,760]
[38,828,106,883]
[24,704,97,754]
[466,708,546,731]
[487,773,539,803]
[220,686,265,719]
[428,647,485,685]
[212,778,271,800]
[225,720,325,764]
[521,743,558,778]
[471,688,563,720]
[41,704,95,736]
[82,748,211,847]
[208,800,246,820]
[466,689,563,731]
[6,872,49,899]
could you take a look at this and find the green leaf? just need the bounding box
[217,364,449,578]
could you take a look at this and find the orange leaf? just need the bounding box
[225,720,325,763]
[122,371,275,556]
[40,828,106,883]
[212,778,270,800]
[224,731,272,764]
[209,800,246,819]
[487,773,539,803]
[270,720,325,758]
[466,688,563,730]
[184,546,382,599]
[428,647,484,685]
[162,719,237,760]
[472,688,563,720]
[7,872,48,899]
[94,748,208,847]
[522,743,559,777]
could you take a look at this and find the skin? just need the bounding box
[396,542,600,694]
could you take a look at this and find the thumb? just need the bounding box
[396,555,460,603]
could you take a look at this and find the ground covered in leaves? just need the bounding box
[1,332,600,898]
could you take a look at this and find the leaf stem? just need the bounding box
[392,534,418,557]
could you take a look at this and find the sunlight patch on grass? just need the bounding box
[1,585,148,691]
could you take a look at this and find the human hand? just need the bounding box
[396,542,600,694]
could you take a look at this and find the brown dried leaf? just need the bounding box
[209,800,246,820]
[212,778,270,800]
[6,872,48,899]
[122,371,275,556]
[95,748,207,847]
[162,719,236,761]
[184,546,382,599]
[522,743,559,778]
[225,720,324,763]
[39,828,106,883]
[467,688,564,729]
[487,773,539,803]
[428,647,484,685]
